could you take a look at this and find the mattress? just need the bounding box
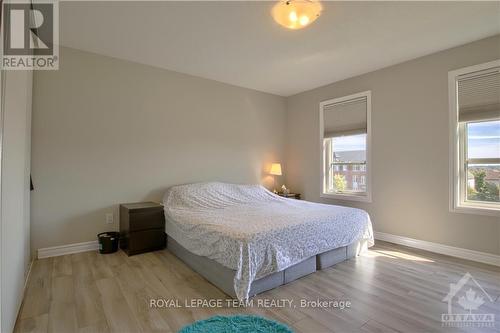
[163,182,374,300]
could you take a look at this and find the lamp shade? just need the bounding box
[270,163,282,176]
[271,0,322,30]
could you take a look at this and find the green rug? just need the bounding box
[178,314,294,333]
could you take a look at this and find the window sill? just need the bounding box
[451,203,500,217]
[321,192,372,203]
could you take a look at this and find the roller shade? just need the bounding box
[323,97,367,138]
[458,68,500,122]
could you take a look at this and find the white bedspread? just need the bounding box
[163,182,374,300]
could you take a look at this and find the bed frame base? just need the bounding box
[167,236,364,298]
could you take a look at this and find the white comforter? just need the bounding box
[163,182,373,300]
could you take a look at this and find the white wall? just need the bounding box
[31,46,286,252]
[285,35,500,255]
[0,69,33,333]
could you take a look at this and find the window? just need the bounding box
[352,175,359,190]
[320,91,372,202]
[449,61,500,215]
[464,121,500,204]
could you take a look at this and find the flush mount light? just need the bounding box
[272,0,322,30]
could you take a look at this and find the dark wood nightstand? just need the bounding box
[277,193,301,200]
[119,202,166,256]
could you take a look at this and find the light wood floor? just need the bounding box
[15,241,500,333]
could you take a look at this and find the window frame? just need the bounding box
[319,91,372,202]
[448,60,500,216]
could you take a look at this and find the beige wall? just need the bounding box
[31,46,286,251]
[285,35,500,255]
[32,37,500,256]
[1,70,32,333]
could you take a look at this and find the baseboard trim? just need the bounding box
[37,233,500,266]
[14,260,34,326]
[374,231,500,267]
[23,260,33,291]
[37,240,98,259]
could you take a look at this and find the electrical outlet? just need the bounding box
[105,213,114,224]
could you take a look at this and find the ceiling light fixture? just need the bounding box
[272,0,322,30]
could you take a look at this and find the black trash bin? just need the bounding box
[98,232,120,254]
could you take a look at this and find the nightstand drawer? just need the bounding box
[127,229,166,255]
[120,202,166,256]
[129,210,164,231]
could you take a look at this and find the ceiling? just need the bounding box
[60,1,500,96]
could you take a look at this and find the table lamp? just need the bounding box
[270,163,282,193]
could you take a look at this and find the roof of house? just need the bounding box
[485,169,500,181]
[466,168,500,181]
[334,150,366,163]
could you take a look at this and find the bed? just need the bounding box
[163,182,374,300]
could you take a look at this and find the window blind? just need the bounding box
[458,68,500,122]
[323,97,367,138]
